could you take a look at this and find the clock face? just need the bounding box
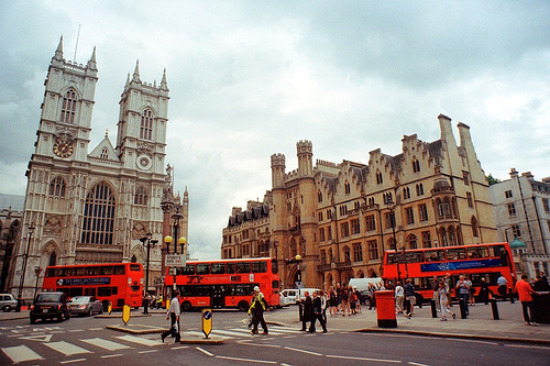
[53,137,74,158]
[137,155,152,170]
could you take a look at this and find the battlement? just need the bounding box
[297,140,312,154]
[271,153,286,167]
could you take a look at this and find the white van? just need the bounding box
[348,278,384,292]
[280,289,298,305]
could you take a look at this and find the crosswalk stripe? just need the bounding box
[82,338,131,351]
[116,335,160,347]
[46,341,91,356]
[1,345,44,363]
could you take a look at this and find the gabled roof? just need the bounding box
[89,133,120,162]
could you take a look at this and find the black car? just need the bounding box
[30,292,70,324]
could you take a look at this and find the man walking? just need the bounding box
[309,291,327,333]
[497,273,508,301]
[161,291,181,343]
[249,286,268,334]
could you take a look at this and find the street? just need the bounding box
[1,306,549,365]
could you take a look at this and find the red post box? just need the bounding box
[375,290,397,328]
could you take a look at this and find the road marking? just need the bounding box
[215,355,277,364]
[82,337,131,351]
[116,335,161,347]
[172,346,190,350]
[1,345,44,363]
[327,354,401,363]
[20,334,53,342]
[60,358,87,364]
[46,341,91,356]
[238,342,281,349]
[196,346,214,356]
[101,354,123,358]
[504,344,550,350]
[409,362,431,366]
[138,350,158,354]
[446,338,498,346]
[284,346,323,356]
[69,329,85,332]
[88,327,103,331]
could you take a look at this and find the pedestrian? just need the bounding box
[478,277,490,305]
[161,291,181,343]
[533,272,550,291]
[320,290,328,324]
[431,276,440,311]
[394,281,404,314]
[404,279,416,318]
[328,286,339,317]
[515,274,540,326]
[456,275,470,315]
[300,290,313,331]
[353,287,362,313]
[350,287,358,315]
[468,275,476,307]
[368,283,376,310]
[249,286,268,334]
[438,280,455,321]
[340,284,351,316]
[156,294,163,309]
[497,273,507,301]
[309,291,327,333]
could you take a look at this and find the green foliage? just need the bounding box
[487,174,501,186]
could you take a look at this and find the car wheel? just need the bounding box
[2,306,10,312]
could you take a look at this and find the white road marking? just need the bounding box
[82,338,131,351]
[101,354,123,358]
[196,346,214,356]
[46,341,91,356]
[1,345,44,363]
[60,358,87,364]
[20,334,53,342]
[116,334,161,347]
[409,362,431,366]
[327,354,401,363]
[504,344,550,350]
[215,355,277,364]
[446,338,498,346]
[284,346,323,356]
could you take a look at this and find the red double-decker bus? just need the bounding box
[164,257,280,311]
[43,263,144,309]
[382,242,516,303]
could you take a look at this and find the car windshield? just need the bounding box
[69,297,91,304]
[36,294,62,302]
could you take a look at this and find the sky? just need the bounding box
[1,1,549,260]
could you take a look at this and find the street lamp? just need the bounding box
[295,254,302,285]
[386,198,401,282]
[17,223,35,312]
[140,232,157,314]
[33,266,43,300]
[179,237,187,258]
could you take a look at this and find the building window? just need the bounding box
[463,172,470,186]
[328,226,332,241]
[49,176,66,198]
[134,186,148,206]
[418,204,428,222]
[343,246,351,264]
[345,181,351,195]
[318,191,323,202]
[505,190,513,199]
[466,192,473,208]
[353,243,363,262]
[61,89,77,123]
[100,147,109,160]
[412,158,420,173]
[140,109,154,140]
[383,192,393,205]
[405,207,414,225]
[341,222,350,238]
[512,224,521,238]
[81,182,115,245]
[416,183,424,196]
[438,199,451,218]
[507,203,516,217]
[385,212,394,230]
[340,205,348,216]
[407,234,418,249]
[368,240,379,260]
[320,250,326,264]
[376,171,383,184]
[365,215,376,231]
[318,212,323,221]
[471,216,479,238]
[351,219,360,235]
[320,228,326,242]
[422,231,431,248]
[327,209,332,220]
[543,198,550,213]
[403,187,411,199]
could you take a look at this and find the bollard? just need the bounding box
[490,299,499,320]
[430,299,438,318]
[458,298,467,319]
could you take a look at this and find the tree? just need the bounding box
[487,174,501,186]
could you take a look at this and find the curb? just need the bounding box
[355,328,550,346]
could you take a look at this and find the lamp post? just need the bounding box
[33,266,42,300]
[386,199,401,282]
[295,254,302,285]
[17,223,35,312]
[140,232,157,314]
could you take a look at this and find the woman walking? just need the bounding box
[438,280,455,321]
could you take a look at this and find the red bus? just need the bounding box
[382,242,516,303]
[43,263,144,309]
[164,257,280,311]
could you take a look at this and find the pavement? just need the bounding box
[2,300,549,345]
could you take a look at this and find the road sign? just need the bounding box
[165,254,186,266]
[202,308,212,339]
[122,304,131,325]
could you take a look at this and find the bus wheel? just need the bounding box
[182,301,192,312]
[238,301,249,311]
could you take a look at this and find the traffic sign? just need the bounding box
[165,254,186,266]
[202,309,212,339]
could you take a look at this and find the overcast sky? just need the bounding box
[1,1,549,260]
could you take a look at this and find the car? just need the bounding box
[0,293,18,312]
[68,296,103,316]
[30,292,70,324]
[280,289,298,305]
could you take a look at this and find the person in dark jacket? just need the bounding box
[309,291,327,333]
[404,279,416,318]
[300,291,313,331]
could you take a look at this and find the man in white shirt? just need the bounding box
[497,274,508,301]
[161,291,181,342]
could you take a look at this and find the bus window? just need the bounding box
[100,266,114,275]
[211,263,225,274]
[98,287,111,296]
[84,288,97,296]
[236,262,251,273]
[196,264,210,275]
[114,265,125,275]
[87,267,98,276]
[180,264,195,275]
[226,263,235,274]
[130,264,141,272]
[45,268,55,277]
[272,280,279,289]
[446,248,467,260]
[467,246,488,258]
[424,250,444,262]
[387,253,399,264]
[76,267,87,276]
[405,252,424,263]
[252,261,267,273]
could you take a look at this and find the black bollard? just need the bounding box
[430,299,438,318]
[458,298,467,319]
[490,298,499,320]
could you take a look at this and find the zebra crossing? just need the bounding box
[1,326,301,364]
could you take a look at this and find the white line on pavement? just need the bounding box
[59,358,87,364]
[283,346,323,356]
[215,355,278,364]
[327,354,401,363]
[196,346,214,357]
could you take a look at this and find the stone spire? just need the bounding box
[132,60,141,83]
[87,46,97,70]
[160,68,168,90]
[54,35,64,61]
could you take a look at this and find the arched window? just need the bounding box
[49,252,57,266]
[61,89,77,123]
[318,191,323,202]
[412,158,420,173]
[134,186,148,206]
[407,234,418,249]
[140,109,154,140]
[376,171,383,184]
[100,147,109,160]
[49,176,66,198]
[416,183,424,196]
[448,226,456,246]
[81,182,115,245]
[344,181,351,195]
[471,216,479,237]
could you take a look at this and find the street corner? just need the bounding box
[106,323,166,334]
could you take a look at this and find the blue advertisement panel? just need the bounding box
[56,277,111,286]
[420,259,502,273]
